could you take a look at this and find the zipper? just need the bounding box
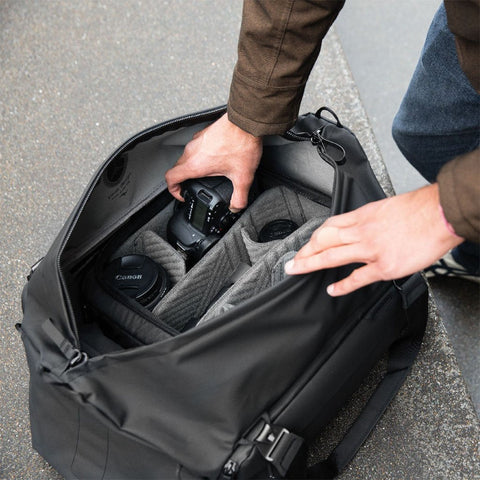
[282,129,315,142]
[56,105,227,349]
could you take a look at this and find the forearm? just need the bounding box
[228,0,345,136]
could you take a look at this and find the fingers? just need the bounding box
[165,113,263,210]
[284,211,376,297]
[285,255,380,297]
[229,190,248,212]
[165,138,209,201]
[294,225,344,261]
[284,186,469,298]
[165,164,191,201]
[285,243,369,275]
[327,264,380,296]
[293,216,359,261]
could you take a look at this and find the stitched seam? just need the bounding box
[100,428,110,480]
[234,68,307,91]
[267,0,295,85]
[228,104,297,128]
[395,128,480,137]
[70,407,82,473]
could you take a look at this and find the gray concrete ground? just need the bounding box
[335,0,480,414]
[1,1,479,479]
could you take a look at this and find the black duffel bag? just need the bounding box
[18,106,428,479]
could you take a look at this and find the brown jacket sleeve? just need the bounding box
[437,149,480,243]
[228,1,480,243]
[441,1,480,241]
[228,0,345,136]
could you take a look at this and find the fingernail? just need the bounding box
[327,284,335,296]
[229,207,242,214]
[284,260,294,274]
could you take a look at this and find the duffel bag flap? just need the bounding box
[21,106,415,478]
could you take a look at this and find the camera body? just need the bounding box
[167,177,240,264]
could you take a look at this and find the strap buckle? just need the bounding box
[265,427,290,463]
[256,422,303,477]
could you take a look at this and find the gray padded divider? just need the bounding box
[151,235,242,331]
[134,230,187,285]
[150,186,330,332]
[241,229,280,264]
[197,217,327,325]
[113,202,175,258]
[271,251,297,285]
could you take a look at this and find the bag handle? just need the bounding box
[301,276,428,479]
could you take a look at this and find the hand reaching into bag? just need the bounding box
[165,113,263,212]
[285,183,464,296]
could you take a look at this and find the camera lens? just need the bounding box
[103,255,170,310]
[258,219,299,243]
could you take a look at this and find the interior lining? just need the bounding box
[81,185,330,350]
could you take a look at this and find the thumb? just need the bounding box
[165,164,191,201]
[229,180,251,212]
[168,182,184,202]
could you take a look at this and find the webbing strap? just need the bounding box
[41,318,87,369]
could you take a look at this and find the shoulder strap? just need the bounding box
[303,276,428,479]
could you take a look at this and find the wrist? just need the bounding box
[427,183,464,252]
[438,203,461,239]
[223,112,262,143]
[429,183,462,241]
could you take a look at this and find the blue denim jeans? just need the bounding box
[392,4,480,274]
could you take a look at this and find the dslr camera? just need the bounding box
[167,176,241,264]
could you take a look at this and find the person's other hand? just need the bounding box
[165,113,263,212]
[285,183,464,296]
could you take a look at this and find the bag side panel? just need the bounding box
[271,285,409,439]
[27,352,79,478]
[24,331,186,479]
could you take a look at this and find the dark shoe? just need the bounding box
[425,251,480,284]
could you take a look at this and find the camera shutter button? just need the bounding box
[198,190,212,203]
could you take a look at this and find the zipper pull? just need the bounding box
[310,129,323,146]
[311,130,346,165]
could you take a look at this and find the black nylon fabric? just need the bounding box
[62,270,365,477]
[19,107,425,479]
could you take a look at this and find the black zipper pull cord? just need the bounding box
[311,129,346,165]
